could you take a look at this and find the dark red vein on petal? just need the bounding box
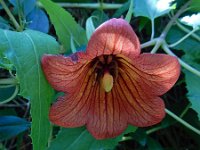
[121,68,159,114]
[117,56,174,78]
[118,72,155,123]
[115,77,147,124]
[51,66,96,118]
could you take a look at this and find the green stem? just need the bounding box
[141,38,157,49]
[0,0,21,31]
[0,78,18,85]
[151,19,155,40]
[44,2,123,9]
[125,0,133,23]
[47,125,53,148]
[160,0,192,39]
[150,38,163,53]
[169,28,199,47]
[162,43,200,78]
[0,84,16,88]
[165,108,200,135]
[176,20,200,42]
[146,126,164,135]
[99,0,103,11]
[180,103,192,118]
[0,85,19,104]
[141,2,192,52]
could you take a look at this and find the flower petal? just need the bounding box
[117,53,180,96]
[49,68,129,139]
[41,54,91,93]
[49,69,96,127]
[115,71,165,126]
[86,18,140,59]
[87,84,128,139]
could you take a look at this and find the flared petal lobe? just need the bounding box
[114,53,180,127]
[117,54,180,96]
[49,68,96,127]
[41,53,90,93]
[86,18,140,59]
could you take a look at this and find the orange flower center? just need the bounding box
[91,55,118,92]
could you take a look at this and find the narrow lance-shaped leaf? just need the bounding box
[0,29,59,149]
[39,0,87,54]
[86,16,95,40]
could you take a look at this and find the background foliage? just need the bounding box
[0,0,200,150]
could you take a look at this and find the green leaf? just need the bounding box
[0,55,13,70]
[130,129,147,146]
[0,16,11,30]
[0,116,30,141]
[183,63,200,120]
[190,0,200,12]
[91,10,109,28]
[0,108,17,116]
[48,126,137,150]
[138,17,149,32]
[86,16,95,40]
[166,27,200,120]
[133,0,175,20]
[147,137,163,150]
[125,0,133,23]
[70,36,77,53]
[166,26,200,53]
[0,29,59,149]
[39,0,87,54]
[113,1,130,18]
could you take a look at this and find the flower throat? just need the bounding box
[91,55,118,92]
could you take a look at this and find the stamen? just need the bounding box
[98,55,105,64]
[101,71,113,92]
[113,61,119,82]
[107,55,113,64]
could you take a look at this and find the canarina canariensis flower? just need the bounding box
[41,18,180,139]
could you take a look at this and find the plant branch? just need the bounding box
[141,38,157,49]
[142,2,192,54]
[169,28,199,47]
[125,0,133,23]
[146,126,164,135]
[180,103,192,118]
[46,2,123,9]
[160,0,192,39]
[0,78,18,85]
[162,43,200,78]
[176,20,200,42]
[151,19,155,40]
[150,38,163,53]
[0,0,21,31]
[0,84,16,88]
[0,85,19,104]
[165,108,200,135]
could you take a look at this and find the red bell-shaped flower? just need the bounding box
[42,18,180,139]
